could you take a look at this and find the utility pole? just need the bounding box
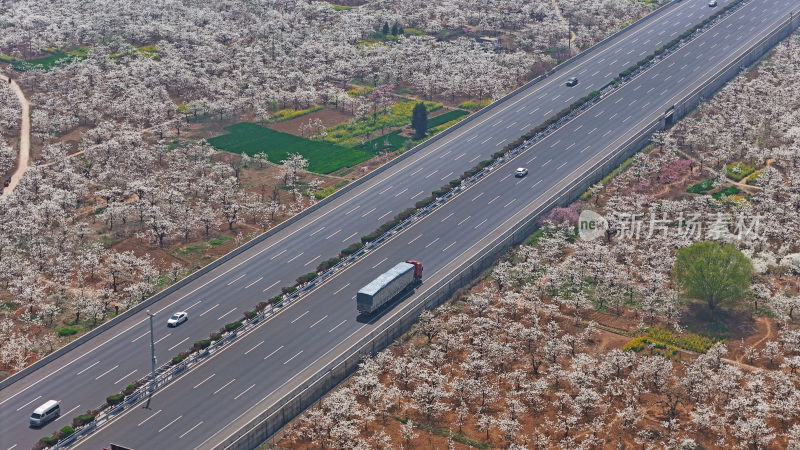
[145,310,157,407]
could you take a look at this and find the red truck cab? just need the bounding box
[405,260,423,281]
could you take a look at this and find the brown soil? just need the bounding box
[267,107,353,135]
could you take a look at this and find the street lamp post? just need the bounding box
[146,310,156,393]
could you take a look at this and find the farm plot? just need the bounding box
[207,122,374,174]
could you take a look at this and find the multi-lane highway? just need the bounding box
[2,0,792,448]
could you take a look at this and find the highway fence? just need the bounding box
[217,6,800,450]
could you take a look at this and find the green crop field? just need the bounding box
[427,109,468,128]
[207,122,374,174]
[357,130,410,153]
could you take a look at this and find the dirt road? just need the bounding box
[0,72,30,197]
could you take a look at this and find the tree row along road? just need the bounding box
[0,0,755,448]
[0,71,31,197]
[71,2,796,447]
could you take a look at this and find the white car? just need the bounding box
[708,0,717,6]
[167,311,188,327]
[515,167,528,177]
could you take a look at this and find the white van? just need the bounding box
[30,400,60,427]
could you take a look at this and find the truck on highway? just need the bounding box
[357,261,423,315]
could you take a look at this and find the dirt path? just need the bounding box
[550,0,577,48]
[0,72,30,197]
[748,316,773,351]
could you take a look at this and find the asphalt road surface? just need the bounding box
[3,0,793,448]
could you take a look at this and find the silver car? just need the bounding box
[167,311,188,327]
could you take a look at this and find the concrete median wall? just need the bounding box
[217,8,800,450]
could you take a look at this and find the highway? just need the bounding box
[0,0,783,448]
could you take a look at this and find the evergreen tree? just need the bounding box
[382,22,390,35]
[399,26,405,35]
[411,102,427,139]
[391,23,399,35]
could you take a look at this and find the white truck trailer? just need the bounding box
[356,261,423,315]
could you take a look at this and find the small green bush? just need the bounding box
[193,339,211,351]
[270,295,283,305]
[711,186,741,200]
[726,161,756,181]
[296,272,318,284]
[244,311,258,320]
[172,355,184,364]
[39,435,59,446]
[686,178,715,194]
[340,242,364,257]
[281,285,298,294]
[57,327,78,336]
[395,208,416,221]
[316,257,341,272]
[59,426,75,438]
[72,413,95,427]
[210,332,223,341]
[378,219,401,233]
[415,196,435,209]
[122,384,136,395]
[106,393,124,405]
[224,321,243,332]
[360,232,380,244]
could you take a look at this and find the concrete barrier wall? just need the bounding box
[217,9,800,450]
[0,0,686,392]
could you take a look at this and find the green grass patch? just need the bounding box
[458,99,491,110]
[726,161,756,181]
[356,130,410,153]
[686,178,715,194]
[5,46,90,71]
[745,169,761,185]
[524,228,552,246]
[711,185,741,200]
[579,149,644,200]
[314,180,349,199]
[346,85,373,97]
[331,4,352,10]
[268,106,324,123]
[208,122,374,174]
[403,27,425,36]
[323,100,441,148]
[57,327,79,337]
[171,243,208,256]
[208,235,232,246]
[430,117,467,134]
[88,206,107,216]
[392,416,488,449]
[137,45,160,59]
[1,301,16,310]
[427,109,468,128]
[623,327,716,357]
